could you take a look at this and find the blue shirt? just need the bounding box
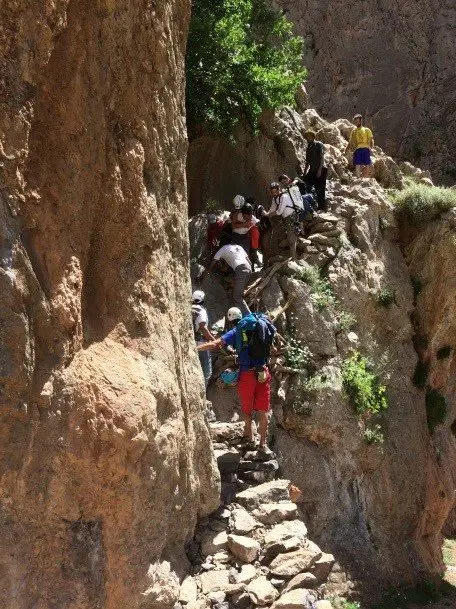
[221,328,267,372]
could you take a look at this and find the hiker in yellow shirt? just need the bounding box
[345,114,374,178]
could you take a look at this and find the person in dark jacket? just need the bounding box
[302,130,327,210]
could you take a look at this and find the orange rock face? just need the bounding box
[0,1,219,607]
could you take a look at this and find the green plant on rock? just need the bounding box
[186,0,306,138]
[376,287,396,308]
[338,311,357,331]
[284,336,311,370]
[330,598,361,609]
[391,183,456,227]
[363,424,384,445]
[426,389,447,433]
[204,198,222,213]
[412,359,429,389]
[296,265,337,311]
[341,353,388,415]
[437,345,452,360]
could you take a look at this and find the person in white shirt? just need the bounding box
[201,244,252,315]
[263,181,303,260]
[191,290,216,388]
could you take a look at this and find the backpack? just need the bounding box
[285,185,315,222]
[235,313,276,365]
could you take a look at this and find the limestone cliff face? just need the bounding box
[275,0,456,183]
[0,1,219,608]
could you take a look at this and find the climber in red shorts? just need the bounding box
[197,307,275,454]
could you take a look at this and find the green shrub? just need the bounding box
[437,346,452,360]
[186,0,306,137]
[338,311,357,331]
[363,424,384,445]
[426,389,447,433]
[376,287,396,308]
[412,360,429,389]
[296,265,337,310]
[330,598,361,609]
[284,337,311,370]
[341,353,388,415]
[392,183,456,227]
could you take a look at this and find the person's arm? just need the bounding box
[263,199,278,218]
[199,322,216,342]
[197,337,224,352]
[317,143,325,177]
[199,257,218,282]
[369,130,374,149]
[304,149,310,175]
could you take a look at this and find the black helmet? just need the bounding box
[242,202,253,215]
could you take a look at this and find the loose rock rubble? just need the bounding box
[179,422,348,609]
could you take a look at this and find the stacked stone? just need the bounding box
[179,422,340,609]
[297,213,341,269]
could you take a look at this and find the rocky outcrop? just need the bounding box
[275,0,456,183]
[0,1,218,608]
[189,106,456,594]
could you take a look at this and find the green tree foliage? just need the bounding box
[186,0,306,137]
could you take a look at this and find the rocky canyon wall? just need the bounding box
[189,104,456,593]
[275,0,456,183]
[0,1,219,608]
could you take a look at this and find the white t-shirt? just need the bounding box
[214,244,251,270]
[269,192,298,218]
[233,215,259,235]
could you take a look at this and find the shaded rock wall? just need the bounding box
[0,1,219,608]
[276,0,456,183]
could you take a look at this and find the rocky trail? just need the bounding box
[178,419,351,609]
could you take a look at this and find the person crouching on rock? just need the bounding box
[200,243,252,316]
[192,290,216,389]
[345,114,374,178]
[262,181,303,260]
[197,307,276,455]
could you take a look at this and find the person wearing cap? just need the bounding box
[263,181,303,260]
[197,307,273,452]
[192,290,216,389]
[207,213,225,257]
[201,243,252,315]
[302,130,327,210]
[345,114,374,178]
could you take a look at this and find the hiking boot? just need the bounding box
[256,445,276,461]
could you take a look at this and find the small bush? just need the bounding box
[338,311,357,331]
[392,183,456,227]
[341,353,388,415]
[296,265,337,310]
[413,333,429,352]
[284,337,311,370]
[204,198,221,213]
[330,598,361,609]
[412,360,429,389]
[426,389,447,433]
[437,345,452,360]
[376,287,396,308]
[364,424,384,445]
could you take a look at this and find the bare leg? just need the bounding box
[362,164,372,178]
[243,412,253,440]
[258,411,269,448]
[355,165,362,178]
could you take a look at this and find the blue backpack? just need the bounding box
[235,313,276,363]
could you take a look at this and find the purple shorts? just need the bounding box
[353,147,371,166]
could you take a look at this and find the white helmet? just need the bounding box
[233,195,245,210]
[227,307,242,321]
[192,290,205,304]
